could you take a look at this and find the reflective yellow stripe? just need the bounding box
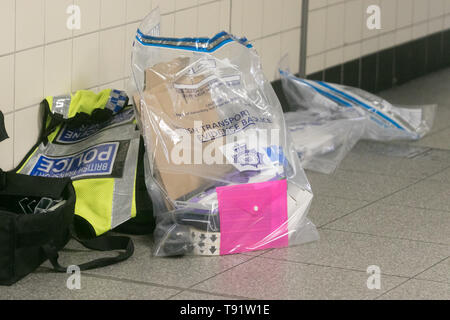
[73,178,115,236]
[47,96,53,111]
[68,89,112,118]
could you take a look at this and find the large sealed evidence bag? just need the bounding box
[280,69,436,174]
[281,70,436,142]
[131,13,319,256]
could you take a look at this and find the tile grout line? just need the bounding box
[166,255,262,300]
[167,288,255,301]
[0,3,304,60]
[55,265,254,300]
[356,141,450,157]
[306,23,450,70]
[34,232,448,298]
[410,256,450,282]
[336,168,435,180]
[169,254,412,300]
[408,276,450,285]
[310,192,371,203]
[0,19,147,60]
[123,0,128,84]
[319,226,450,247]
[310,190,402,204]
[79,272,253,300]
[70,0,74,96]
[3,76,131,116]
[37,249,447,300]
[320,162,450,229]
[12,0,16,167]
[5,35,449,114]
[40,254,261,300]
[38,265,221,295]
[355,202,450,215]
[0,1,227,62]
[97,0,102,90]
[240,248,275,258]
[168,251,419,299]
[406,277,450,285]
[1,8,448,63]
[228,0,232,33]
[373,277,412,300]
[307,17,450,59]
[374,255,450,299]
[162,0,221,18]
[249,26,302,43]
[255,255,411,280]
[42,0,47,106]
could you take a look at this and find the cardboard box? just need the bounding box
[136,57,233,201]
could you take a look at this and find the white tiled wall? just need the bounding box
[306,0,450,74]
[0,0,302,171]
[1,0,449,171]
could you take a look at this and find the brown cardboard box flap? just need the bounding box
[137,57,233,200]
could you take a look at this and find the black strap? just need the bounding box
[0,172,72,199]
[43,234,134,272]
[0,169,6,190]
[0,110,8,188]
[0,111,8,143]
[39,99,116,145]
[0,111,9,189]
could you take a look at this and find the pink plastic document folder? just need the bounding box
[217,179,289,255]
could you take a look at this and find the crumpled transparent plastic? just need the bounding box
[284,108,366,174]
[280,69,366,174]
[131,10,319,257]
[280,70,436,142]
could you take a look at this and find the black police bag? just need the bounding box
[0,111,133,286]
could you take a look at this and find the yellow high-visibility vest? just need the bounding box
[17,89,140,238]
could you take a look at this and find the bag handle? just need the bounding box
[42,232,134,272]
[13,180,134,271]
[1,109,135,273]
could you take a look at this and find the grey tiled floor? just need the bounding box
[3,69,450,300]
